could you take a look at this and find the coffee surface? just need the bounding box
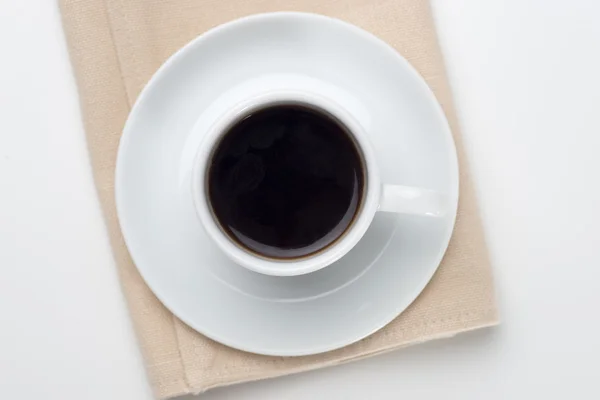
[207,104,364,259]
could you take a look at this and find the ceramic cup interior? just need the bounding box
[207,102,368,260]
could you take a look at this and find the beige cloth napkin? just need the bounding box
[59,0,498,398]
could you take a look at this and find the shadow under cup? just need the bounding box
[204,101,368,261]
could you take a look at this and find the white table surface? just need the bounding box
[1,1,599,399]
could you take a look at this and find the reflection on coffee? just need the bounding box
[207,104,364,259]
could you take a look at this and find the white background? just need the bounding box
[1,0,599,398]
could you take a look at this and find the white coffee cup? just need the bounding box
[191,90,447,277]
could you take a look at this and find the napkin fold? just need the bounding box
[59,0,498,398]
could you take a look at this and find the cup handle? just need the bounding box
[379,184,447,217]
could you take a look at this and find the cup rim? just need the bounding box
[191,89,381,276]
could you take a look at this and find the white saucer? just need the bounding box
[116,12,459,356]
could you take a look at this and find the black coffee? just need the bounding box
[207,104,364,259]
